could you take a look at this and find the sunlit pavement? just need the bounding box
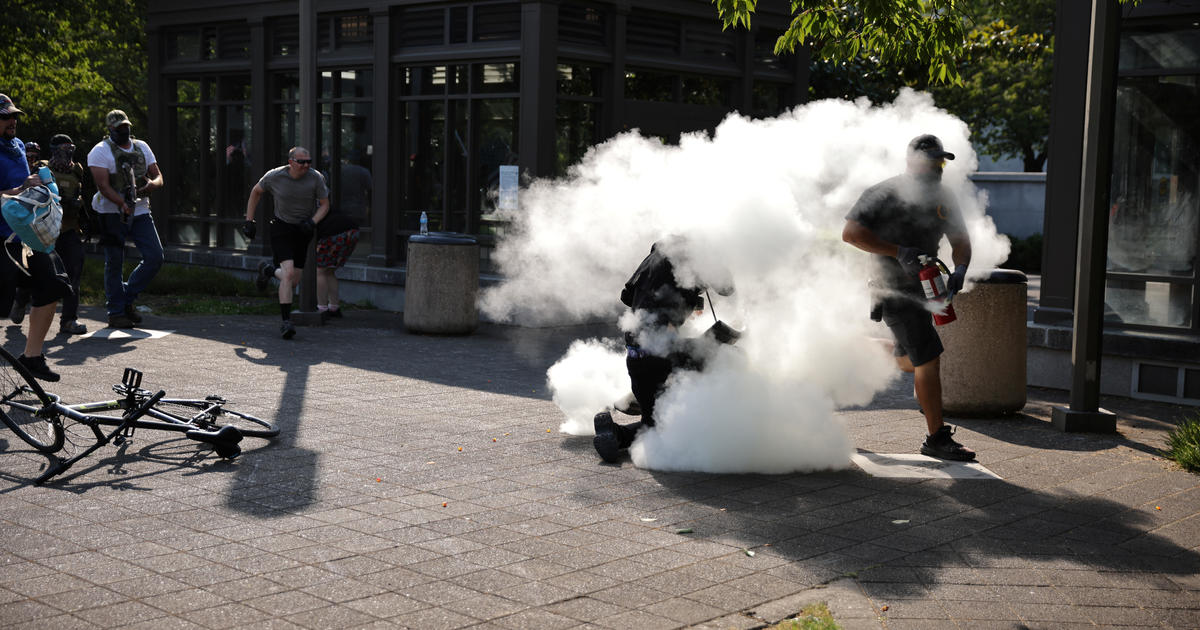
[0,308,1196,629]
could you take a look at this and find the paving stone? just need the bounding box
[2,316,1199,629]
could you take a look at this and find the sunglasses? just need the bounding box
[0,113,17,121]
[292,158,312,165]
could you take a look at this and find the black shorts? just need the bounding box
[882,296,943,367]
[268,218,312,268]
[1,241,68,308]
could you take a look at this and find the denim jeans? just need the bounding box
[102,213,163,315]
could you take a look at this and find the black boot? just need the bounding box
[593,412,620,463]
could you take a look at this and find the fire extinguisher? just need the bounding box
[917,255,957,326]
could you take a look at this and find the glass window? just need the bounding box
[175,79,202,104]
[1106,74,1199,329]
[477,99,519,215]
[218,25,250,59]
[403,66,450,96]
[167,74,254,249]
[203,26,218,60]
[754,29,785,72]
[627,13,680,56]
[473,63,519,94]
[559,3,607,47]
[398,7,445,47]
[682,75,732,106]
[337,14,371,45]
[220,76,251,101]
[274,73,299,101]
[174,107,202,216]
[168,29,201,60]
[558,63,602,97]
[752,82,788,117]
[556,101,597,175]
[404,100,446,230]
[625,68,675,102]
[450,7,469,44]
[400,62,520,244]
[272,16,299,56]
[1120,25,1200,71]
[473,3,521,42]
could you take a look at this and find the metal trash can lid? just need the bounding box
[409,232,477,245]
[978,268,1027,284]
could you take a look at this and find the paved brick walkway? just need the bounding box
[0,309,1197,629]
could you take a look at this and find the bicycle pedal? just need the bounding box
[113,435,126,446]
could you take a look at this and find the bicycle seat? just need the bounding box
[185,425,243,459]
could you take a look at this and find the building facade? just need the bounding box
[145,0,804,273]
[1034,0,1200,404]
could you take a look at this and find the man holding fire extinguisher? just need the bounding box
[842,134,975,461]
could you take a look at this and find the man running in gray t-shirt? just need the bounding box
[241,146,329,339]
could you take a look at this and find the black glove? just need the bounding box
[946,264,967,298]
[896,246,926,277]
[299,218,316,234]
[238,220,256,240]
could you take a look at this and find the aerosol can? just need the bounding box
[917,255,957,326]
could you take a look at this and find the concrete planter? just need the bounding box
[403,233,479,334]
[939,269,1028,415]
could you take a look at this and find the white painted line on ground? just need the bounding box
[81,328,174,340]
[850,452,1002,480]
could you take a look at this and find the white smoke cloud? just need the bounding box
[485,89,1010,474]
[547,339,630,434]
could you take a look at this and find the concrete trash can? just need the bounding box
[938,268,1027,415]
[404,232,479,334]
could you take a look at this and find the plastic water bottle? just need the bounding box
[419,211,429,235]
[37,166,59,197]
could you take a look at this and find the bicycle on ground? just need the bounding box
[0,347,279,484]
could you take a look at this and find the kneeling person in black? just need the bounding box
[593,237,736,463]
[242,147,329,339]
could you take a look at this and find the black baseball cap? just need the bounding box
[908,134,955,160]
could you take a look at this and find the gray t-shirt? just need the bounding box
[256,165,329,224]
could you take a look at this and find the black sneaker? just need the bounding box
[124,304,143,324]
[18,354,60,382]
[593,411,621,464]
[107,313,136,329]
[59,320,88,335]
[256,261,275,291]
[921,425,976,461]
[9,301,26,325]
[280,320,296,340]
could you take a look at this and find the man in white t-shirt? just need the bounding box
[87,109,164,329]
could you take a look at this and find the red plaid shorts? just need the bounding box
[315,228,360,269]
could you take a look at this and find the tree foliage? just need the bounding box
[713,0,971,84]
[0,0,147,148]
[715,0,1139,172]
[928,0,1054,171]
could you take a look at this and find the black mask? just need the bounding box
[110,127,131,145]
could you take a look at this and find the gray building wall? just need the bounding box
[970,172,1046,239]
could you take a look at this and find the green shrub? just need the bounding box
[1163,415,1200,474]
[1002,233,1043,274]
[80,260,259,303]
[770,603,841,630]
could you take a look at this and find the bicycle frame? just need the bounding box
[24,368,257,484]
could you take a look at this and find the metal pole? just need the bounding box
[296,0,321,321]
[1052,0,1120,432]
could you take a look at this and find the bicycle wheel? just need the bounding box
[0,348,64,453]
[150,398,280,439]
